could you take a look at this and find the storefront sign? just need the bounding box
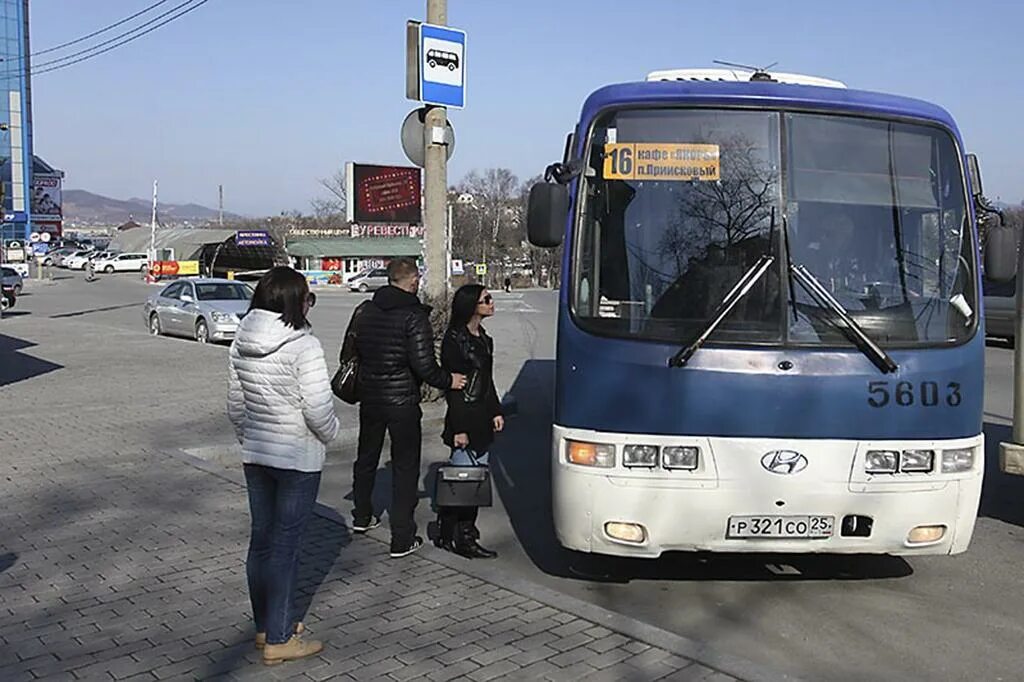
[31,175,63,220]
[350,223,424,238]
[152,260,200,276]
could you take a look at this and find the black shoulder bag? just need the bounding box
[331,301,368,404]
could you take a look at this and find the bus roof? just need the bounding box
[579,79,959,133]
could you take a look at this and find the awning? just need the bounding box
[286,237,422,258]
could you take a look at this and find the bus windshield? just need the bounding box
[573,108,975,349]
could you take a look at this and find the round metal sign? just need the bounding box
[401,107,455,167]
[29,232,40,242]
[40,232,51,242]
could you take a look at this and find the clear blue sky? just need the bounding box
[27,0,1024,216]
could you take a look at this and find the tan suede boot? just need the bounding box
[255,622,304,649]
[261,635,323,665]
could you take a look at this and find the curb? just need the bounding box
[171,447,799,682]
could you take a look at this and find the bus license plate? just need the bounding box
[727,515,834,539]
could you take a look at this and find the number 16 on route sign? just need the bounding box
[408,21,466,109]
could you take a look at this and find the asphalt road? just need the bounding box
[10,269,1024,681]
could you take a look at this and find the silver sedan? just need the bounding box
[143,278,253,343]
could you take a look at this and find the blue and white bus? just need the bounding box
[527,68,997,557]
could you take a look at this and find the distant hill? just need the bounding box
[63,189,242,225]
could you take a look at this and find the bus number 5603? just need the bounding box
[867,381,961,408]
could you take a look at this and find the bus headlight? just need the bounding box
[941,448,975,473]
[865,450,899,474]
[623,445,658,468]
[900,449,934,473]
[663,446,699,470]
[566,440,615,468]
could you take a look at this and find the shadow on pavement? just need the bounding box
[0,332,63,386]
[1,311,30,318]
[985,336,1013,349]
[49,302,142,319]
[0,552,16,574]
[492,360,912,583]
[980,421,1024,527]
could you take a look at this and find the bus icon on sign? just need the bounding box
[427,49,459,71]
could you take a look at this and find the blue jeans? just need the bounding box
[243,464,321,645]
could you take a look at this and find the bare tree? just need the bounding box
[452,168,525,284]
[310,168,347,222]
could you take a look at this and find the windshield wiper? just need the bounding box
[789,264,898,374]
[668,255,775,368]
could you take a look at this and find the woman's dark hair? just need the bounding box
[249,266,311,330]
[449,284,485,330]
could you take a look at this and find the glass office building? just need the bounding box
[0,0,32,245]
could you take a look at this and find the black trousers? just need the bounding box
[353,404,422,550]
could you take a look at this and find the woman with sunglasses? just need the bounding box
[436,284,504,558]
[228,267,339,665]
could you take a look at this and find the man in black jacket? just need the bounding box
[352,257,465,557]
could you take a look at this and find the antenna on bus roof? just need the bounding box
[713,60,779,82]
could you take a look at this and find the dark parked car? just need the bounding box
[983,276,1016,342]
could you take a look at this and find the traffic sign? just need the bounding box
[29,232,40,243]
[401,107,455,167]
[475,263,487,276]
[419,23,466,108]
[40,232,51,242]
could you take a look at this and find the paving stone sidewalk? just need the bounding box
[1,437,754,681]
[0,283,775,681]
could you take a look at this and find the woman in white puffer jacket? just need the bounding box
[227,266,339,666]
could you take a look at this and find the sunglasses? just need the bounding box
[478,295,493,305]
[306,292,317,308]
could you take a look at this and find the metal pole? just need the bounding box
[1000,228,1024,475]
[446,202,453,297]
[1014,240,1024,443]
[422,0,448,304]
[218,184,224,227]
[148,180,158,262]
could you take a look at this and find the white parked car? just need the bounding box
[95,252,150,273]
[64,252,95,270]
[60,250,92,269]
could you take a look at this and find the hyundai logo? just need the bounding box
[761,450,808,475]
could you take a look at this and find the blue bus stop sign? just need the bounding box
[419,23,466,109]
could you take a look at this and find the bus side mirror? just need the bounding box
[967,153,983,197]
[527,183,568,248]
[984,225,1017,283]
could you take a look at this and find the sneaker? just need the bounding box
[261,634,323,666]
[389,536,424,558]
[351,516,381,533]
[255,622,304,650]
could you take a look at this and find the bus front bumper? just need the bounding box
[551,426,984,557]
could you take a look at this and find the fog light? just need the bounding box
[566,440,615,468]
[907,525,946,544]
[942,448,975,473]
[901,449,934,473]
[866,450,899,474]
[663,446,699,470]
[604,521,646,544]
[623,444,658,468]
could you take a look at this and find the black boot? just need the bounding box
[455,519,496,559]
[435,508,456,550]
[467,524,497,559]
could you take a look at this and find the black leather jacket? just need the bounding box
[353,286,451,408]
[441,325,501,450]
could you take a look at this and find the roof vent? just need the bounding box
[645,68,846,89]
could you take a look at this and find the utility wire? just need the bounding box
[7,0,212,78]
[32,0,173,57]
[33,0,206,71]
